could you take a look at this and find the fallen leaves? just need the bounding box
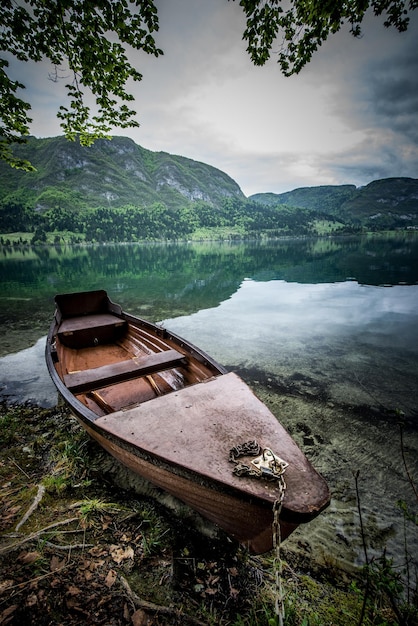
[131,608,149,626]
[0,522,142,624]
[0,580,14,595]
[17,550,40,565]
[104,568,117,587]
[109,544,135,564]
[50,555,66,572]
[0,505,21,530]
[0,604,18,625]
[67,584,82,596]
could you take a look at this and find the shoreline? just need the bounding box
[1,396,416,624]
[1,228,418,249]
[2,371,417,571]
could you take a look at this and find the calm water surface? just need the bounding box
[1,235,417,570]
[1,235,417,415]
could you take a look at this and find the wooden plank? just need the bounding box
[64,349,187,393]
[55,290,109,317]
[81,419,299,553]
[57,313,127,349]
[96,372,330,521]
[59,313,125,335]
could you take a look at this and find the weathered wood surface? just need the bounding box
[82,416,299,553]
[97,372,329,520]
[64,349,187,393]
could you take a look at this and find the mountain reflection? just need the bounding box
[1,236,417,417]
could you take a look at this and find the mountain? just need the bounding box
[337,178,418,221]
[250,185,357,213]
[250,178,418,226]
[1,136,417,231]
[0,136,245,211]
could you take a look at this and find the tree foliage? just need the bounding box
[0,193,355,242]
[0,0,416,170]
[0,0,162,169]
[238,0,418,74]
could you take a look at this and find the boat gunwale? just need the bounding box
[45,298,227,425]
[74,407,329,526]
[47,323,330,525]
[45,290,331,532]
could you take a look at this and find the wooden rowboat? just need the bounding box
[45,289,330,554]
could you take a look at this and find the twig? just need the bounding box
[353,471,369,567]
[350,371,413,415]
[0,517,79,555]
[15,484,45,531]
[0,564,72,595]
[119,575,207,626]
[399,421,417,606]
[43,541,94,551]
[8,457,31,479]
[350,371,386,410]
[353,470,369,626]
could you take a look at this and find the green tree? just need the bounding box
[1,0,416,169]
[32,225,47,244]
[1,0,162,169]
[0,194,35,231]
[238,0,418,74]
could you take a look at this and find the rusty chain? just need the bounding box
[229,440,287,624]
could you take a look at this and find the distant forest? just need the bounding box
[0,196,360,245]
[1,137,416,244]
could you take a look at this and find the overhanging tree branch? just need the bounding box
[236,0,417,75]
[0,0,416,170]
[0,0,162,168]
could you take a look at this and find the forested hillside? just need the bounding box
[0,136,244,212]
[0,196,350,244]
[0,136,416,243]
[250,178,418,230]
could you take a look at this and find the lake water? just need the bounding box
[1,235,417,573]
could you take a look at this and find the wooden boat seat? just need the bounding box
[64,349,188,393]
[57,313,127,348]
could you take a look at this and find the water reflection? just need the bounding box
[0,336,56,406]
[164,279,418,419]
[1,235,418,293]
[1,235,417,416]
[166,279,418,346]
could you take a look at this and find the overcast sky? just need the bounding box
[10,0,418,196]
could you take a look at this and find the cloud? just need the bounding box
[4,0,418,195]
[133,3,418,194]
[365,48,418,143]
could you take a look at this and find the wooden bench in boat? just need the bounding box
[64,349,188,393]
[59,313,126,335]
[58,313,127,349]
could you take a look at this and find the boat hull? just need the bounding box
[46,290,330,554]
[80,417,298,553]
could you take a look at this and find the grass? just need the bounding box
[311,219,346,235]
[0,402,416,625]
[76,497,127,528]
